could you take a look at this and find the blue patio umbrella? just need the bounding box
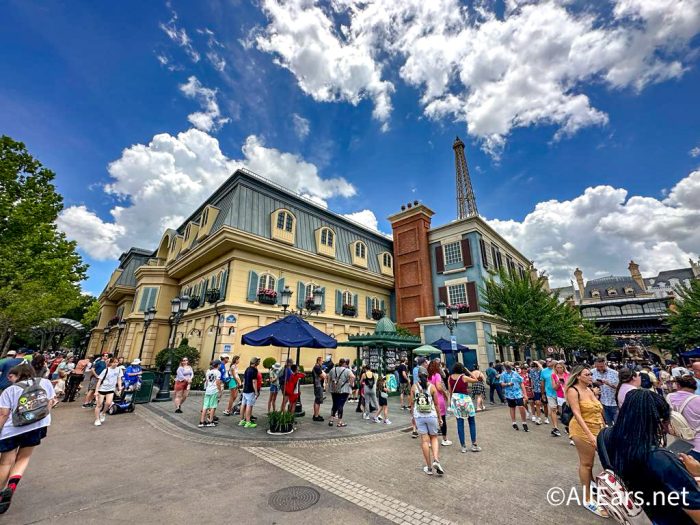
[242,314,337,350]
[431,338,476,371]
[430,338,470,353]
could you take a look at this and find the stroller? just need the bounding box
[107,383,138,415]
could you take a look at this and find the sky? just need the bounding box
[1,0,699,294]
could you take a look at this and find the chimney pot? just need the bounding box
[413,200,419,205]
[407,202,413,208]
[401,205,406,211]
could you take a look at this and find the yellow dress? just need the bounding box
[569,397,604,446]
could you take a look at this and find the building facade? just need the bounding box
[90,169,395,370]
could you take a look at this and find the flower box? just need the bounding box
[342,304,356,317]
[305,297,320,311]
[257,289,277,305]
[453,303,469,314]
[107,316,120,327]
[188,297,200,309]
[206,288,220,304]
[371,309,384,321]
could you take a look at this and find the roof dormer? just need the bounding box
[197,204,220,241]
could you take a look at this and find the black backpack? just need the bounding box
[13,378,51,427]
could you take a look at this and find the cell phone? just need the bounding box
[668,439,694,456]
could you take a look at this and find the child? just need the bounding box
[283,364,305,413]
[53,369,67,401]
[377,375,391,425]
[268,363,281,412]
[199,360,222,428]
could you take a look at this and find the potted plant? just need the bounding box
[257,288,277,305]
[342,303,356,316]
[267,410,295,435]
[371,308,384,320]
[304,297,318,311]
[206,288,220,304]
[454,303,469,314]
[107,316,120,327]
[188,297,200,309]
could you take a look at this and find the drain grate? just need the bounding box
[268,486,320,512]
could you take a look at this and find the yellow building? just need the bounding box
[90,169,394,370]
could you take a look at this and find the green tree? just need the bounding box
[0,136,87,353]
[80,298,101,328]
[667,280,700,351]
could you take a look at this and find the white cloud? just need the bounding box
[57,129,358,260]
[160,10,200,63]
[256,0,700,152]
[343,209,380,232]
[197,28,227,71]
[292,113,310,139]
[488,170,700,287]
[179,76,230,132]
[691,145,700,158]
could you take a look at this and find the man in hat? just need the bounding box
[239,357,260,428]
[124,359,143,391]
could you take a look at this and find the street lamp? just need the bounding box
[100,326,111,354]
[437,301,460,335]
[154,295,189,402]
[113,320,127,357]
[137,307,157,360]
[207,288,223,363]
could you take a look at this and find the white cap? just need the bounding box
[131,358,141,365]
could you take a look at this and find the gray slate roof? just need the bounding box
[584,275,644,299]
[649,268,694,284]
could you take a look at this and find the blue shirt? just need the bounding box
[219,362,229,381]
[541,367,557,398]
[0,358,23,390]
[528,368,541,393]
[124,365,142,385]
[412,366,420,385]
[500,370,523,399]
[485,367,497,384]
[93,359,107,377]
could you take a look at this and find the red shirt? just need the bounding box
[284,372,305,396]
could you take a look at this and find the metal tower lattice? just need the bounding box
[453,136,478,219]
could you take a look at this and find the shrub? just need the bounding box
[262,357,277,370]
[155,342,200,371]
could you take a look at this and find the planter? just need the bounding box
[206,288,220,303]
[371,309,384,321]
[267,411,295,435]
[458,306,469,314]
[258,294,277,305]
[267,424,295,435]
[188,297,200,309]
[342,308,356,317]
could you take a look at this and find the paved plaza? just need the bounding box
[11,385,600,524]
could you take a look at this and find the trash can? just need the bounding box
[133,371,155,404]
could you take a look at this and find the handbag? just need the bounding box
[560,385,578,427]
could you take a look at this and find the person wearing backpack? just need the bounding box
[0,363,56,514]
[410,366,444,476]
[360,367,380,422]
[327,359,354,428]
[667,374,700,461]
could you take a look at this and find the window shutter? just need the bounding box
[297,281,305,310]
[200,281,208,304]
[466,282,479,312]
[247,271,258,302]
[335,290,342,314]
[319,287,326,312]
[147,287,158,310]
[138,288,149,311]
[353,294,358,317]
[461,238,473,267]
[479,239,488,269]
[438,286,448,306]
[220,270,228,300]
[365,296,371,319]
[380,299,385,313]
[435,245,445,274]
[277,277,285,298]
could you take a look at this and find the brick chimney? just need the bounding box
[628,260,647,291]
[573,268,585,299]
[388,202,435,335]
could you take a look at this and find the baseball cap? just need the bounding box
[6,350,16,357]
[272,363,281,370]
[220,354,230,360]
[250,356,261,365]
[211,359,222,367]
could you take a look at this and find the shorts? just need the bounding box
[557,397,565,407]
[546,395,558,407]
[532,392,542,401]
[378,396,388,407]
[88,377,98,391]
[98,390,115,396]
[202,393,219,410]
[242,392,257,407]
[174,380,189,392]
[506,397,524,408]
[288,393,300,406]
[0,427,48,452]
[270,384,279,394]
[415,416,439,436]
[229,379,238,390]
[398,383,410,396]
[314,386,324,404]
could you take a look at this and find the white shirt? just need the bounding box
[98,367,123,392]
[0,378,55,439]
[204,369,221,395]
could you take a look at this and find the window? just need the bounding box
[644,302,666,314]
[320,228,334,247]
[600,305,622,316]
[607,288,618,297]
[305,283,319,300]
[447,283,467,306]
[518,265,525,280]
[591,289,601,298]
[382,252,392,268]
[184,225,190,240]
[371,297,380,311]
[491,244,503,270]
[624,287,634,296]
[354,242,367,259]
[479,239,489,268]
[342,290,353,306]
[621,304,644,315]
[201,208,209,225]
[276,211,293,232]
[443,242,462,265]
[138,286,158,312]
[259,274,276,292]
[581,308,599,318]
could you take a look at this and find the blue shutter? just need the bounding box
[220,271,228,300]
[353,294,358,317]
[319,287,326,312]
[146,287,158,310]
[380,299,385,313]
[366,296,371,319]
[297,281,305,309]
[335,290,342,314]
[200,280,208,304]
[247,271,258,302]
[138,287,149,311]
[277,277,285,297]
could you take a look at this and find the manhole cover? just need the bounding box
[268,486,320,512]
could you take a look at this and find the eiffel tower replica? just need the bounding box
[453,136,478,219]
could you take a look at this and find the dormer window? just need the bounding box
[591,289,600,298]
[201,208,209,226]
[624,287,634,296]
[350,241,369,268]
[607,288,618,297]
[271,209,296,245]
[184,225,191,241]
[276,211,294,232]
[355,242,367,259]
[320,228,334,247]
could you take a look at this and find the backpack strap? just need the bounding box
[678,394,699,415]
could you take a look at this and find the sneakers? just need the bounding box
[432,460,445,475]
[551,428,562,437]
[383,419,392,425]
[238,420,246,426]
[531,415,537,422]
[312,415,324,422]
[471,444,482,452]
[570,439,575,446]
[198,422,205,428]
[244,421,257,428]
[363,413,370,420]
[402,406,408,410]
[536,417,542,425]
[99,413,106,423]
[223,410,231,416]
[82,403,94,408]
[522,423,529,432]
[411,430,419,439]
[544,417,550,424]
[441,439,453,446]
[205,422,216,427]
[94,420,101,426]
[461,446,468,453]
[512,422,519,431]
[583,500,609,518]
[376,415,383,421]
[372,417,380,423]
[175,408,183,414]
[423,466,434,475]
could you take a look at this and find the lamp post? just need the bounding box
[277,286,323,417]
[113,320,126,357]
[99,326,111,354]
[138,307,157,360]
[154,295,189,402]
[437,301,460,335]
[207,288,223,363]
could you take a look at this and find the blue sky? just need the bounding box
[2,0,699,293]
